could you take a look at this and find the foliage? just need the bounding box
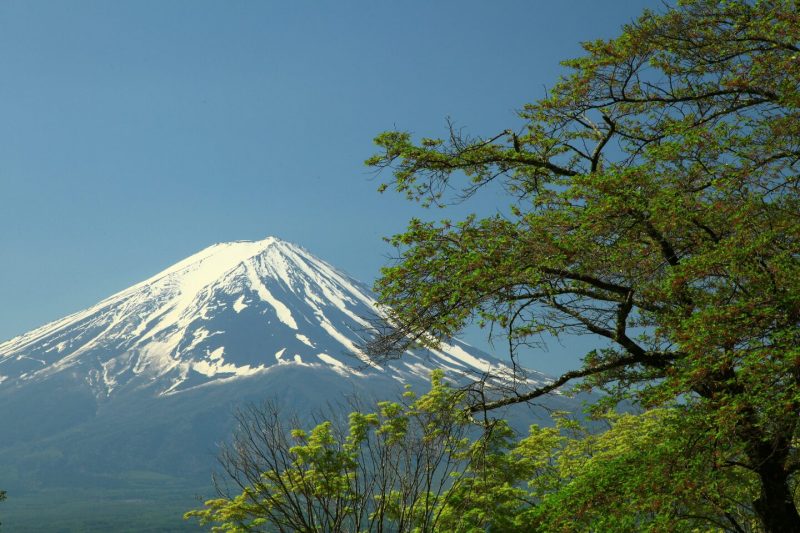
[188,373,784,532]
[365,0,799,531]
[438,408,765,533]
[185,371,476,532]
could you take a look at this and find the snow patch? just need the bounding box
[44,341,69,354]
[245,263,298,330]
[208,346,225,361]
[193,357,265,378]
[437,343,494,374]
[186,328,210,352]
[295,334,314,347]
[233,295,248,313]
[316,352,344,368]
[403,361,433,380]
[317,353,354,376]
[319,318,381,369]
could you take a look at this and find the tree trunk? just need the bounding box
[752,452,800,533]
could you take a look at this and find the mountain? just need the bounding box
[0,237,576,531]
[0,237,539,398]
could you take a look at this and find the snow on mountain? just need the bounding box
[0,237,545,399]
[0,236,583,533]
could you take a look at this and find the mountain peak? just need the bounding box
[110,237,317,308]
[0,241,574,533]
[1,238,524,398]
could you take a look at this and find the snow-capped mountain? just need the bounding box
[0,237,540,398]
[0,237,579,530]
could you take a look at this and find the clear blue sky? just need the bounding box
[0,0,663,376]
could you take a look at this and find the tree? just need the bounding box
[439,407,764,533]
[365,1,799,531]
[186,371,479,532]
[188,373,779,532]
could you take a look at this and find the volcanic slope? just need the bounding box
[0,237,545,397]
[0,238,577,530]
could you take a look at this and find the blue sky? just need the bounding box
[0,0,662,376]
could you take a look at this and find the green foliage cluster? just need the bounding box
[363,0,800,531]
[187,372,474,532]
[188,373,778,532]
[186,371,467,532]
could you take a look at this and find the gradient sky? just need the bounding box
[1,0,662,376]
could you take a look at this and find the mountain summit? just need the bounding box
[0,238,571,530]
[1,237,532,399]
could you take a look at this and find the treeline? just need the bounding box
[187,371,774,532]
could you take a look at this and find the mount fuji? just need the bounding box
[0,237,576,531]
[0,237,539,398]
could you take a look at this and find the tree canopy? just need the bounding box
[189,1,799,531]
[187,372,481,532]
[365,0,799,531]
[188,373,777,532]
